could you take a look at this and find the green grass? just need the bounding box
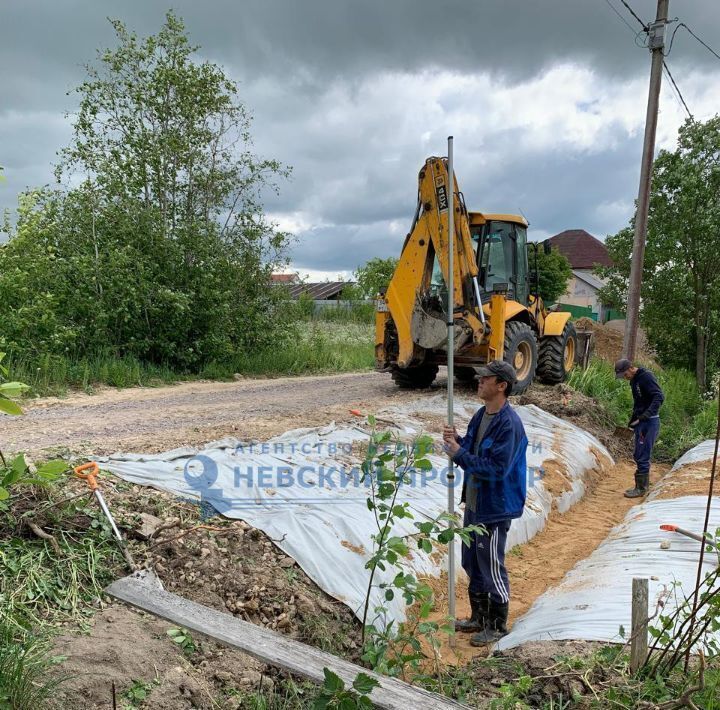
[569,358,718,462]
[217,322,374,378]
[224,675,319,709]
[0,497,123,628]
[310,303,375,324]
[0,621,64,710]
[9,321,375,397]
[9,352,183,396]
[0,488,123,709]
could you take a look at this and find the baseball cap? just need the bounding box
[477,360,517,385]
[614,358,632,379]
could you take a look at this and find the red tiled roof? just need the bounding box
[547,229,613,269]
[271,273,300,283]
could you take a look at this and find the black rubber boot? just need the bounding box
[624,471,650,499]
[455,591,489,633]
[470,601,509,645]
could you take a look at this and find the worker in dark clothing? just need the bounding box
[442,360,528,646]
[615,358,665,498]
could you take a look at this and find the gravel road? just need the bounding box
[1,371,453,457]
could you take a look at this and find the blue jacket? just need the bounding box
[630,368,665,422]
[452,400,528,523]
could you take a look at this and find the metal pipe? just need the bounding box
[472,276,486,325]
[446,136,456,628]
[685,383,720,670]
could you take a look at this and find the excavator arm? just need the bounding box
[382,157,485,367]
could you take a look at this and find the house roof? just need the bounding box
[271,273,300,284]
[286,281,354,300]
[572,269,605,291]
[547,229,613,269]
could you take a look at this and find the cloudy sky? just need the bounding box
[2,1,719,279]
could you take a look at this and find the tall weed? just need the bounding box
[9,321,375,396]
[0,622,63,710]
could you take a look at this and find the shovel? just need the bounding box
[613,426,635,442]
[74,461,137,570]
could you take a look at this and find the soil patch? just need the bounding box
[54,605,267,709]
[652,460,717,500]
[341,540,367,555]
[538,459,573,498]
[48,481,360,708]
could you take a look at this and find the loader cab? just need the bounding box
[428,213,530,304]
[471,214,529,305]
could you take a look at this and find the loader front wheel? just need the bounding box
[503,321,537,395]
[390,364,439,389]
[537,322,577,384]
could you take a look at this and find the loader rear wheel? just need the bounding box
[503,321,537,396]
[537,322,577,384]
[390,364,439,389]
[454,366,477,383]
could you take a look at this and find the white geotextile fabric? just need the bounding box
[672,439,718,471]
[101,395,612,624]
[497,496,720,650]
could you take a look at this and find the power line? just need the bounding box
[618,0,649,30]
[602,0,643,37]
[662,60,693,120]
[666,22,720,61]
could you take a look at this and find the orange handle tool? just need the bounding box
[74,461,100,491]
[660,524,704,544]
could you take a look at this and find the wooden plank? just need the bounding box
[630,577,649,673]
[106,572,468,710]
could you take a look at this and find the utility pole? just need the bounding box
[622,0,669,360]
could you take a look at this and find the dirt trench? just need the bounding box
[429,458,672,664]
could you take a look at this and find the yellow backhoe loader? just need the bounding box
[375,156,585,394]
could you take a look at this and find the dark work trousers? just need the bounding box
[461,513,511,605]
[633,417,660,475]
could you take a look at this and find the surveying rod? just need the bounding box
[446,136,456,628]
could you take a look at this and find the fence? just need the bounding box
[552,303,599,321]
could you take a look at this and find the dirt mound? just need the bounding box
[50,482,359,708]
[574,317,655,365]
[54,606,266,709]
[515,382,632,461]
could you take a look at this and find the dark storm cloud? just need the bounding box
[288,127,647,274]
[2,1,720,269]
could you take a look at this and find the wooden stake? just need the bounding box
[631,577,649,673]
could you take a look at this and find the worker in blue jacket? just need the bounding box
[615,358,665,498]
[443,360,528,645]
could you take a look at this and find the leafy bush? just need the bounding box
[0,456,66,503]
[0,352,28,415]
[0,13,291,372]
